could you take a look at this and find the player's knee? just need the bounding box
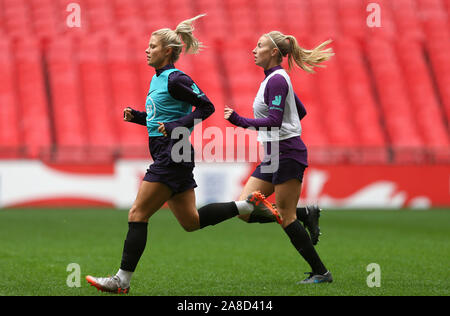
[180,220,199,232]
[277,208,297,228]
[281,216,297,228]
[182,225,197,232]
[128,204,148,222]
[179,214,200,232]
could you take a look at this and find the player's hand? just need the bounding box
[224,106,234,120]
[123,107,134,122]
[157,122,168,137]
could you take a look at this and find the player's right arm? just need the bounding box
[123,107,147,126]
[225,75,288,130]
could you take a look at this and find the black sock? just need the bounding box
[283,220,327,275]
[198,202,239,228]
[297,207,308,222]
[120,222,148,272]
[248,213,276,223]
[248,207,307,224]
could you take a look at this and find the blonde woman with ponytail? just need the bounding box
[225,32,334,284]
[86,15,280,294]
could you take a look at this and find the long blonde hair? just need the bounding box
[152,14,206,63]
[266,31,334,73]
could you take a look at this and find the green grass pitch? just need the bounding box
[0,208,448,296]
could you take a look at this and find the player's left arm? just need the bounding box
[294,93,307,120]
[161,72,215,136]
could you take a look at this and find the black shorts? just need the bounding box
[143,136,197,195]
[143,166,197,195]
[251,158,307,185]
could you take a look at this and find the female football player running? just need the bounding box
[225,31,334,284]
[86,14,280,294]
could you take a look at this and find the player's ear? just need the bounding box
[271,47,279,58]
[165,46,173,58]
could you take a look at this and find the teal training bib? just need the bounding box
[145,68,193,137]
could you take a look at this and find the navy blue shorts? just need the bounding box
[143,136,197,195]
[251,158,306,185]
[143,165,197,195]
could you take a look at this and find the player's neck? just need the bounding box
[263,60,281,71]
[153,59,172,73]
[154,62,175,76]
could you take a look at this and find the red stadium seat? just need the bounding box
[417,0,450,39]
[3,4,32,38]
[198,11,228,40]
[47,36,87,148]
[83,0,116,34]
[166,0,195,23]
[128,34,153,97]
[28,0,61,39]
[366,38,423,147]
[255,0,285,32]
[335,38,386,147]
[396,39,449,147]
[105,36,148,149]
[141,10,172,36]
[445,0,450,15]
[175,53,195,76]
[221,41,261,117]
[14,38,52,158]
[290,64,329,147]
[337,0,366,39]
[48,0,88,40]
[426,37,450,126]
[0,37,21,157]
[78,35,117,150]
[113,0,146,35]
[1,0,448,164]
[315,60,358,147]
[389,0,425,41]
[282,0,312,38]
[310,0,340,38]
[225,0,259,37]
[364,0,397,40]
[185,50,228,148]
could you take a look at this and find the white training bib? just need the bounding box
[253,69,302,142]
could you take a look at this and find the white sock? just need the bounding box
[116,269,133,287]
[234,200,254,215]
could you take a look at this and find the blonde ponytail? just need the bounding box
[288,36,334,73]
[152,14,206,63]
[266,31,334,73]
[175,14,206,54]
